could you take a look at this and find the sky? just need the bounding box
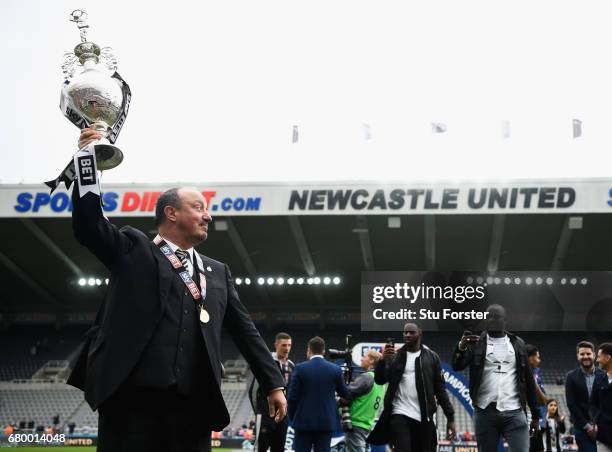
[1,0,612,185]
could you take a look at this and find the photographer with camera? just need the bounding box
[368,322,456,452]
[338,349,386,452]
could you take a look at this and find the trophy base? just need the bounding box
[95,143,123,171]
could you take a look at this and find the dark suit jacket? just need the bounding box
[287,357,349,431]
[565,366,604,430]
[590,371,612,446]
[67,188,284,432]
[451,331,539,420]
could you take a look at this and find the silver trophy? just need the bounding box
[46,10,131,192]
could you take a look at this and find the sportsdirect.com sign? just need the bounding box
[2,178,612,217]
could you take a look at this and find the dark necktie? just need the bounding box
[175,249,191,275]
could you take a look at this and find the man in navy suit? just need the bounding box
[566,341,604,452]
[288,336,350,452]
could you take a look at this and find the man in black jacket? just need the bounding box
[591,342,612,451]
[451,304,539,452]
[249,332,295,452]
[367,322,455,452]
[565,340,604,452]
[67,129,287,452]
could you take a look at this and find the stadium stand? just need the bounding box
[0,326,85,381]
[223,359,249,380]
[0,380,258,434]
[0,382,83,431]
[0,326,253,435]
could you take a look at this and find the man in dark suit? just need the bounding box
[591,342,612,451]
[288,336,350,452]
[67,128,286,452]
[566,340,604,452]
[249,332,295,452]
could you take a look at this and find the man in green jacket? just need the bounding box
[340,349,386,452]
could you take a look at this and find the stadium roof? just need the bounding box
[2,179,612,324]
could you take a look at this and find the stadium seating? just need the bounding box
[0,383,83,430]
[0,380,256,434]
[0,326,85,381]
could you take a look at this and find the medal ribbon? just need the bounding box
[153,236,207,308]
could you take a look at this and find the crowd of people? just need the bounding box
[3,414,75,436]
[2,316,611,452]
[248,305,612,452]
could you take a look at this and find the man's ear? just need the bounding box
[164,205,177,222]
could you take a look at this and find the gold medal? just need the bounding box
[199,307,210,323]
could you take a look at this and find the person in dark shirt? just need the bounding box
[250,332,295,452]
[368,322,456,452]
[539,398,566,452]
[526,344,550,424]
[452,305,539,452]
[565,340,604,452]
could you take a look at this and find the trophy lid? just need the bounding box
[69,10,101,64]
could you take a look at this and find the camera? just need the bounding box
[327,348,352,360]
[326,335,355,431]
[326,334,353,362]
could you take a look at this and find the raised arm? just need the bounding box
[374,344,396,385]
[341,372,375,402]
[335,366,350,400]
[72,184,133,269]
[451,342,473,371]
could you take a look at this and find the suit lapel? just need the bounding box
[150,241,175,309]
[197,253,222,290]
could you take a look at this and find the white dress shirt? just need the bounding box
[392,349,422,422]
[476,335,521,411]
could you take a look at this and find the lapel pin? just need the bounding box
[206,266,212,272]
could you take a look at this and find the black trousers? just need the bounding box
[257,414,288,452]
[389,414,435,452]
[97,384,212,452]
